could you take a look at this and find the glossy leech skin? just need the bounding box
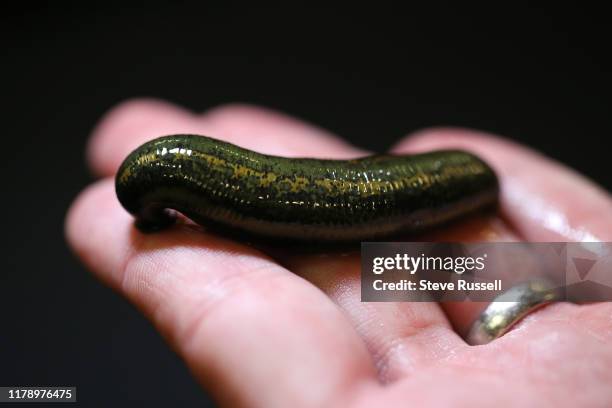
[115,134,499,242]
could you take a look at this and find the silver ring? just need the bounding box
[466,279,561,345]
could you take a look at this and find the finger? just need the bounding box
[392,127,612,242]
[88,99,367,177]
[66,180,377,407]
[88,98,466,382]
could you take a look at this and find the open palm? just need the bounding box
[66,100,612,407]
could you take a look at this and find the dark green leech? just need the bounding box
[115,134,499,242]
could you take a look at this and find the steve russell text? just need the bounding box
[371,253,502,292]
[372,279,502,291]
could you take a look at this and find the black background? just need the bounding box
[2,3,610,407]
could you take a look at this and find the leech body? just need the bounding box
[115,134,499,242]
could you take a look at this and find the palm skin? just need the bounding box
[66,99,612,407]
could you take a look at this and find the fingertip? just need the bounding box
[203,102,320,132]
[87,98,199,176]
[65,179,108,252]
[393,126,519,157]
[201,102,368,158]
[65,179,133,287]
[203,102,289,122]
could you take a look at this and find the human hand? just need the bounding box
[66,99,612,407]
